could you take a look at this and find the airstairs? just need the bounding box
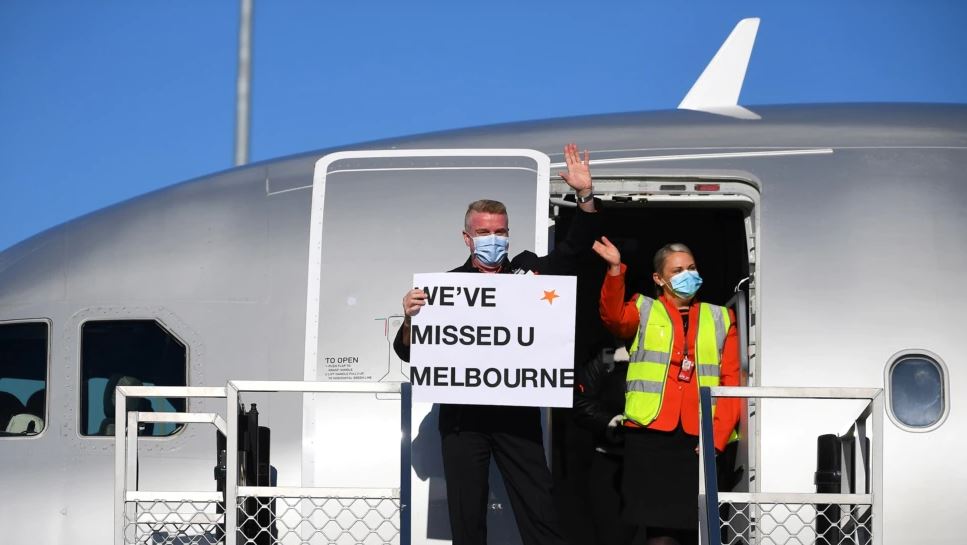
[114,381,411,545]
[114,380,881,545]
[698,386,883,545]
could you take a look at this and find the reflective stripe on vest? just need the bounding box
[625,296,731,428]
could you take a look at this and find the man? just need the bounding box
[393,143,599,545]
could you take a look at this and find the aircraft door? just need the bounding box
[304,150,550,545]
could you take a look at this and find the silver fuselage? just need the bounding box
[1,104,964,544]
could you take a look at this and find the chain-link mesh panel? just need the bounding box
[720,501,873,545]
[123,500,225,545]
[236,495,401,545]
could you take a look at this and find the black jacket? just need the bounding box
[393,207,601,434]
[573,347,627,453]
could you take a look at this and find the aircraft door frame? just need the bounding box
[304,148,550,378]
[302,149,551,545]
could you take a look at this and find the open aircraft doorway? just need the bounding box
[549,174,759,381]
[304,149,552,544]
[546,175,760,540]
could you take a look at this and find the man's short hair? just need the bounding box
[464,199,507,232]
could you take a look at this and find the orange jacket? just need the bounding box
[600,264,740,451]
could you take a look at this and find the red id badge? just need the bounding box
[678,356,695,382]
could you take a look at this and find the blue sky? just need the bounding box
[1,0,966,251]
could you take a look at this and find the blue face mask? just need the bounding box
[472,234,509,266]
[667,269,703,299]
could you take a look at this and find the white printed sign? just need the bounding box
[409,272,576,407]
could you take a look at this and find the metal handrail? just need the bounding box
[114,386,228,545]
[697,385,884,545]
[698,387,723,545]
[115,381,413,545]
[224,380,412,545]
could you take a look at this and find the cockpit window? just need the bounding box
[0,321,49,437]
[886,351,948,432]
[80,320,187,437]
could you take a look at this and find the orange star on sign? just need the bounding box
[540,289,559,304]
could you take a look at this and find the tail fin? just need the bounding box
[678,18,761,120]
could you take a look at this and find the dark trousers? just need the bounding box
[588,451,640,545]
[441,429,568,545]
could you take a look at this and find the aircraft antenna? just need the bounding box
[234,0,254,166]
[678,18,760,120]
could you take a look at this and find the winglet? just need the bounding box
[678,18,761,120]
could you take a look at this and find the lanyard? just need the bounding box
[680,310,690,359]
[678,309,695,382]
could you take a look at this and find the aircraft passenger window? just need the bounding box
[886,352,948,432]
[80,320,187,437]
[0,321,49,437]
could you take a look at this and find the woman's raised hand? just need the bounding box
[592,236,622,275]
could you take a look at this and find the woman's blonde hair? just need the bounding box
[652,242,695,295]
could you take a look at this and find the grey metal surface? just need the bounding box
[237,486,400,498]
[135,412,228,435]
[226,383,239,545]
[711,386,882,399]
[231,380,403,394]
[719,492,872,504]
[127,491,225,502]
[2,104,966,544]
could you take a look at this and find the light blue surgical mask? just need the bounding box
[472,234,509,266]
[667,269,703,299]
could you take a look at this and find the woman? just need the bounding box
[591,237,740,545]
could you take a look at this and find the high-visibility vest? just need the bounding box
[625,295,732,428]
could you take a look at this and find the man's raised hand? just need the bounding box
[559,142,592,193]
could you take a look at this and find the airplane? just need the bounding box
[1,17,963,545]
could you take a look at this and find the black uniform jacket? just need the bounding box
[393,207,601,435]
[573,349,627,452]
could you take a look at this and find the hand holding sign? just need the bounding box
[402,288,427,317]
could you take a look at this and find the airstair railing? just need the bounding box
[114,385,228,545]
[698,387,723,545]
[116,381,413,545]
[698,386,884,545]
[225,380,412,545]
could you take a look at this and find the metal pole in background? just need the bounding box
[233,0,253,166]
